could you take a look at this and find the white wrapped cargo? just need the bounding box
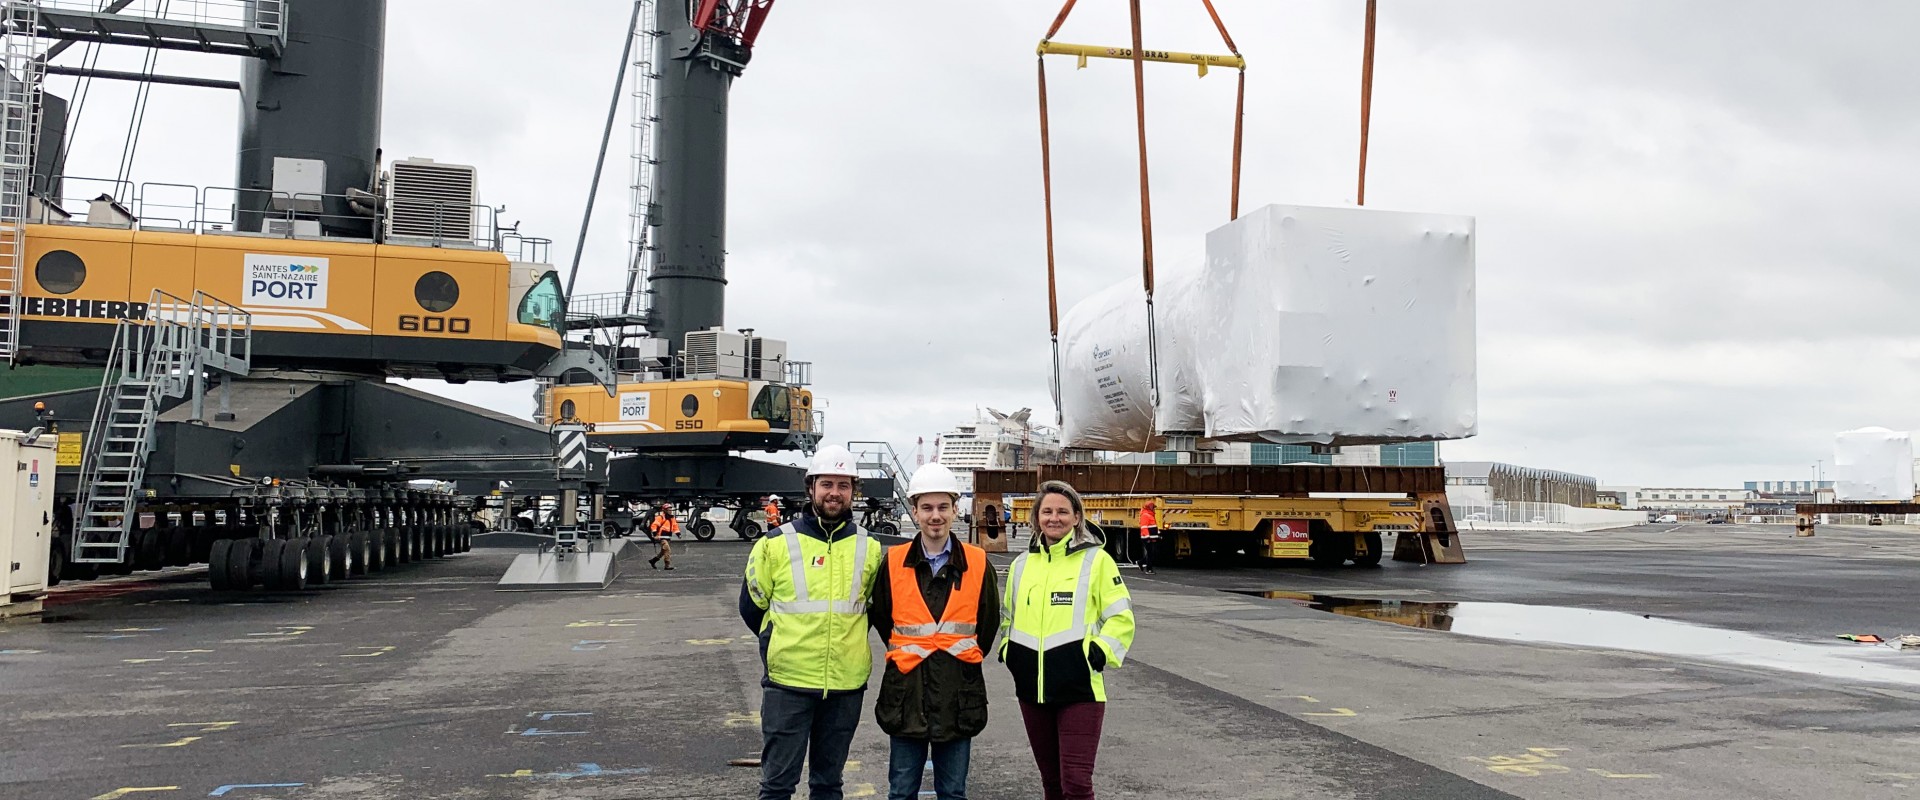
[1055,203,1477,451]
[1193,204,1476,445]
[1055,281,1159,451]
[1834,427,1914,502]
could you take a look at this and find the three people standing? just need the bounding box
[870,463,999,800]
[741,465,1134,800]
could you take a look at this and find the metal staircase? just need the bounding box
[74,291,251,563]
[0,0,44,365]
[849,440,917,511]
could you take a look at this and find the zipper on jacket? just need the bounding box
[823,530,833,698]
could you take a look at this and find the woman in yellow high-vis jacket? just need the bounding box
[999,480,1135,800]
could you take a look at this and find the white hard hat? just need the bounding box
[807,445,859,479]
[907,462,962,501]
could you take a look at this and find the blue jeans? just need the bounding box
[760,687,866,800]
[888,736,972,800]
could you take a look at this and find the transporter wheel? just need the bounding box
[307,536,333,586]
[328,534,353,578]
[1308,531,1354,568]
[277,539,309,591]
[259,539,287,590]
[738,522,763,541]
[1353,532,1384,567]
[225,538,258,590]
[59,548,98,582]
[207,539,233,590]
[459,526,473,553]
[382,527,401,566]
[47,539,67,587]
[397,528,415,563]
[192,527,216,564]
[691,519,717,542]
[131,528,158,571]
[166,527,194,567]
[432,525,448,557]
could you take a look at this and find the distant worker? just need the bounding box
[869,463,999,800]
[741,445,886,800]
[1001,480,1135,800]
[649,503,679,570]
[764,495,783,530]
[1136,500,1158,575]
[1002,504,1013,531]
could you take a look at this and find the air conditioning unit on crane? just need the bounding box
[684,328,749,379]
[384,157,479,241]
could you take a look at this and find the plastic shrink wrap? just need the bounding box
[1195,204,1476,445]
[1055,203,1476,451]
[1055,281,1160,451]
[1834,427,1914,502]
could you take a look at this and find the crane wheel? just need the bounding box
[692,520,717,542]
[207,539,233,590]
[259,539,288,590]
[306,536,333,585]
[225,539,258,589]
[278,539,309,591]
[329,534,353,578]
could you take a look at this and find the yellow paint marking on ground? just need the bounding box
[91,788,179,799]
[119,737,201,749]
[1303,708,1356,717]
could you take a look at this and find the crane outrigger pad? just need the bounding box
[495,537,636,591]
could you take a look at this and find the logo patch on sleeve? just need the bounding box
[1050,591,1074,606]
[812,555,827,568]
[1112,575,1123,586]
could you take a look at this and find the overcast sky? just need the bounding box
[47,0,1920,488]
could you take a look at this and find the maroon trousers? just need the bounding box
[1019,700,1107,800]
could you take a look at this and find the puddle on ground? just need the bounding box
[1229,591,1920,688]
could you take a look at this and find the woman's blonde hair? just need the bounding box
[1035,480,1096,540]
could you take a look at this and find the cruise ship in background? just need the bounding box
[935,408,1064,494]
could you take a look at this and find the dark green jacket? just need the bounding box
[868,536,1001,742]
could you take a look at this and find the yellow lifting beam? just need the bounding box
[1036,41,1246,76]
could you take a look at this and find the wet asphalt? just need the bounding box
[2,523,1917,798]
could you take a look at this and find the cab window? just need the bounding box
[751,385,792,428]
[518,272,565,330]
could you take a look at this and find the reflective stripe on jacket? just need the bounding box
[886,542,986,672]
[743,514,885,694]
[998,524,1135,704]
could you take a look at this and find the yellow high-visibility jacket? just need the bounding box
[998,524,1134,703]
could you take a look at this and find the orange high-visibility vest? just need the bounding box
[652,513,681,534]
[885,541,987,673]
[764,503,782,527]
[1140,505,1156,528]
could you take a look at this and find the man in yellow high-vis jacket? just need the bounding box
[741,445,886,800]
